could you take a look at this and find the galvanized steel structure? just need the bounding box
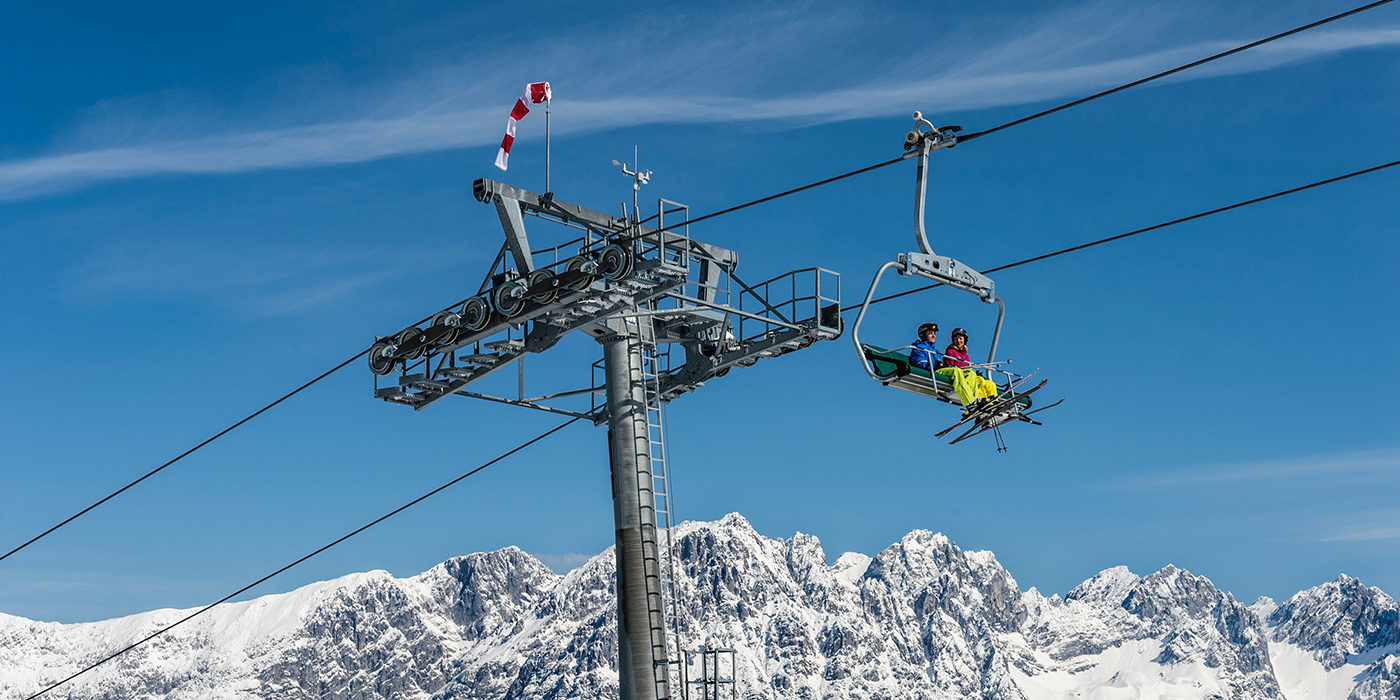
[368,170,840,700]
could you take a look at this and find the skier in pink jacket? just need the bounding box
[935,328,999,414]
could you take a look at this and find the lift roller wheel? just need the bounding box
[368,341,398,375]
[563,255,598,291]
[526,269,560,304]
[597,244,633,281]
[460,296,490,331]
[430,310,462,346]
[398,326,427,360]
[494,280,528,317]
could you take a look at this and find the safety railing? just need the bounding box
[732,267,840,342]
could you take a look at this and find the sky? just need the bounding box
[1,0,1398,624]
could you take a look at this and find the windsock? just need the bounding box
[495,81,551,170]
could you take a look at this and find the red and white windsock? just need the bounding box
[494,81,551,171]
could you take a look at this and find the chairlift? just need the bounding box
[850,112,1058,446]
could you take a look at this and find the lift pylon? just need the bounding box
[369,172,841,700]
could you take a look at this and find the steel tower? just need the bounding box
[369,172,840,700]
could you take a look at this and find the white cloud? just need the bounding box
[66,238,465,316]
[0,570,192,596]
[1316,527,1400,542]
[1,5,1397,201]
[1121,447,1400,489]
[1306,506,1400,543]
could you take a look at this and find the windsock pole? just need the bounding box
[545,102,552,193]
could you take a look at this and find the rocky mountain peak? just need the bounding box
[1066,564,1140,604]
[1269,573,1400,669]
[715,511,753,529]
[1122,565,1224,619]
[864,530,962,587]
[864,527,1026,641]
[423,546,558,637]
[832,552,873,586]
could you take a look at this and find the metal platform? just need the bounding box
[371,179,841,418]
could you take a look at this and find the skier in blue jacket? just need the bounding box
[908,322,942,370]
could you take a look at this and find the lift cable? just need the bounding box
[624,0,1395,243]
[0,294,481,566]
[0,350,366,565]
[646,155,911,235]
[539,153,910,258]
[5,0,1391,567]
[958,0,1396,143]
[841,157,1400,312]
[25,415,584,700]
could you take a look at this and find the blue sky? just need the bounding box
[1,0,1398,623]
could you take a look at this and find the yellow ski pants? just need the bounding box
[935,367,999,407]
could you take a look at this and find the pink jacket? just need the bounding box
[943,344,971,368]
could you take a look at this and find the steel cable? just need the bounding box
[0,350,367,564]
[0,296,478,565]
[24,415,584,700]
[958,0,1397,142]
[841,158,1400,311]
[617,0,1395,242]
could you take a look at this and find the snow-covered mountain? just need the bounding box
[2,514,1396,699]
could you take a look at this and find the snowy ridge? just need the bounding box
[1264,575,1400,670]
[1,514,1396,699]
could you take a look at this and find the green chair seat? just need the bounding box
[863,344,949,383]
[861,344,1031,408]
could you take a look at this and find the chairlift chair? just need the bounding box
[850,113,1047,436]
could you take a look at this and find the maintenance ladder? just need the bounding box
[638,339,684,699]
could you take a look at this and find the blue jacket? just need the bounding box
[909,340,942,370]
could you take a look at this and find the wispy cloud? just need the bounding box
[66,238,465,316]
[1306,507,1400,543]
[1121,447,1400,489]
[2,5,1398,201]
[1317,527,1400,543]
[0,569,194,598]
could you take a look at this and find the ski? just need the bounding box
[948,380,1048,445]
[954,391,1059,444]
[1017,397,1064,422]
[933,370,1039,439]
[952,379,1046,437]
[949,418,1002,446]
